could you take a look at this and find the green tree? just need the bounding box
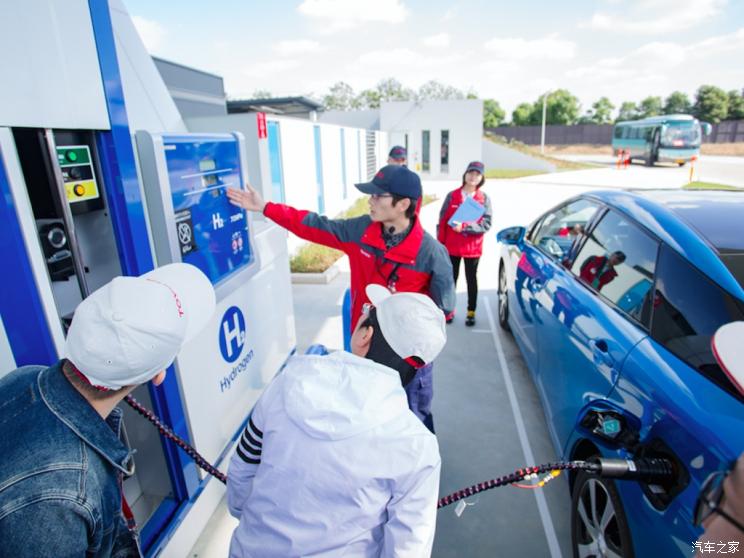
[511,102,535,126]
[250,89,273,99]
[693,85,729,123]
[616,101,639,122]
[483,99,505,128]
[589,97,615,124]
[375,78,415,103]
[727,89,744,120]
[638,96,663,118]
[417,80,466,101]
[356,88,382,109]
[322,81,358,110]
[663,91,692,114]
[539,89,581,125]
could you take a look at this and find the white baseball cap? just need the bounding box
[712,321,744,396]
[365,284,447,365]
[65,263,216,389]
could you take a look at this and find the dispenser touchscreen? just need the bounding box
[163,136,252,285]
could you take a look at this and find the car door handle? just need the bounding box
[589,338,614,367]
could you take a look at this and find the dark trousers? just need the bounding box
[404,362,434,433]
[450,256,480,312]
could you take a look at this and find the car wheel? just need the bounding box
[571,471,634,558]
[498,263,510,331]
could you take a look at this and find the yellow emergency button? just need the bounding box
[73,184,86,197]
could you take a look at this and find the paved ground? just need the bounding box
[189,164,721,557]
[557,154,744,188]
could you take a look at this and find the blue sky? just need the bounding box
[123,0,744,116]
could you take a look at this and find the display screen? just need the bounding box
[163,136,252,285]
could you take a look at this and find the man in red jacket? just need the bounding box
[227,165,454,431]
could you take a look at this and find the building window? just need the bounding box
[422,130,430,172]
[440,130,449,173]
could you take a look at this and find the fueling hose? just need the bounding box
[125,394,228,484]
[127,394,675,509]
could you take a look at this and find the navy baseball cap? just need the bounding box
[388,145,407,161]
[465,161,485,174]
[355,165,422,200]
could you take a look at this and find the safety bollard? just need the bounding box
[342,287,352,352]
[689,156,697,183]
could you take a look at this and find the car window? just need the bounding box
[651,245,744,400]
[570,210,659,326]
[530,199,600,261]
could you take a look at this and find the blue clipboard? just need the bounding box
[448,196,485,226]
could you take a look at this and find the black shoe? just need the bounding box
[446,313,454,324]
[465,311,476,327]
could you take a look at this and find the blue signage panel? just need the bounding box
[163,136,252,286]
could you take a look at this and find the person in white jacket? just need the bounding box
[227,284,447,558]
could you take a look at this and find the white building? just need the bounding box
[381,99,483,180]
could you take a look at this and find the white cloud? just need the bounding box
[441,6,457,22]
[421,33,451,48]
[274,39,323,56]
[298,0,408,31]
[583,0,726,33]
[483,35,576,60]
[687,26,744,59]
[131,15,167,52]
[240,59,301,78]
[356,48,461,69]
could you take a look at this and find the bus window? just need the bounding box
[614,127,623,139]
[663,121,702,147]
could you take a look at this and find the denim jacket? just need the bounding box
[0,362,141,557]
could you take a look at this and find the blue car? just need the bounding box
[496,189,744,557]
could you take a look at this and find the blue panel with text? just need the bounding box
[163,136,252,285]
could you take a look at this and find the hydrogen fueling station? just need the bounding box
[2,1,744,557]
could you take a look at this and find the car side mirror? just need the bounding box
[497,226,526,245]
[702,122,712,136]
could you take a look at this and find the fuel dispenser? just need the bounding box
[1,0,296,554]
[135,131,295,469]
[1,125,297,553]
[2,125,184,548]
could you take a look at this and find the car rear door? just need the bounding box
[533,208,660,454]
[605,244,744,556]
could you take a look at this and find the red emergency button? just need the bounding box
[73,184,86,197]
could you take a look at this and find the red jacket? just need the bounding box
[437,187,493,258]
[264,202,455,329]
[579,255,618,291]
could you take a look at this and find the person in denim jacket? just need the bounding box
[0,263,215,557]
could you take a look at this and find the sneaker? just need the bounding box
[445,311,454,324]
[465,311,476,327]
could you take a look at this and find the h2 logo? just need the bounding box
[219,306,246,363]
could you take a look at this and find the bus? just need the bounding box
[612,114,712,166]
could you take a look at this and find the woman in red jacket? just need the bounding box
[437,161,493,326]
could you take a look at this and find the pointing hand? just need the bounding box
[227,184,266,212]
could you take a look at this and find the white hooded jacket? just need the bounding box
[227,351,441,558]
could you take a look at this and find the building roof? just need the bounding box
[227,96,323,116]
